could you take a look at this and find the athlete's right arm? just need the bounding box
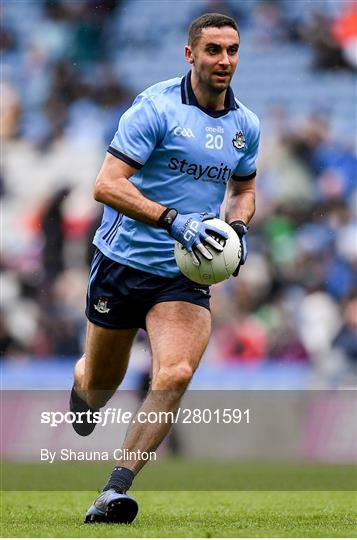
[94,153,226,262]
[94,153,166,226]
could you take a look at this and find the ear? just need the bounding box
[185,45,194,65]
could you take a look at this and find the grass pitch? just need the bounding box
[1,490,356,537]
[2,459,355,490]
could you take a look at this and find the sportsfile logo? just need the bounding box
[173,126,195,138]
[40,407,250,427]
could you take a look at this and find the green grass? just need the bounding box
[1,490,356,537]
[2,459,356,490]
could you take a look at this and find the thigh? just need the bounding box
[146,301,211,384]
[82,321,138,390]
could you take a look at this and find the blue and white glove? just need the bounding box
[158,208,228,266]
[229,220,248,276]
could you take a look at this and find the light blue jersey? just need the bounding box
[93,72,260,277]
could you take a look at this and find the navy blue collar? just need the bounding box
[181,71,238,118]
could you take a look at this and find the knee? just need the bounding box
[154,362,193,391]
[74,357,114,408]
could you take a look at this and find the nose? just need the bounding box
[218,50,230,66]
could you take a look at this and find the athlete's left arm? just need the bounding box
[224,177,256,275]
[225,177,256,225]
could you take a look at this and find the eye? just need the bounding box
[228,46,239,55]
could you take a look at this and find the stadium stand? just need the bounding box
[1,0,356,389]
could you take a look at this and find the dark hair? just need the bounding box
[188,13,239,48]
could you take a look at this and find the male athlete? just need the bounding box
[70,13,259,524]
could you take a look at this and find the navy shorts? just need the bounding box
[86,250,211,330]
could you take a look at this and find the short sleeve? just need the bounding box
[232,115,260,181]
[108,96,163,169]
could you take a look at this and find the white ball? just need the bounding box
[174,218,241,285]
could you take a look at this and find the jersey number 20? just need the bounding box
[205,134,223,150]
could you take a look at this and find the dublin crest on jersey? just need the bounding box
[232,131,246,150]
[94,297,111,314]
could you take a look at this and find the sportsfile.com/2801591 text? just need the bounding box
[40,408,251,427]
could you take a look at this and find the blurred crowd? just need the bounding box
[195,0,357,70]
[212,109,356,381]
[1,0,356,385]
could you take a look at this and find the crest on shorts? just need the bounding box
[232,131,246,150]
[94,297,111,314]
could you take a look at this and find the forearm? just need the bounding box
[225,180,256,274]
[94,161,166,227]
[225,189,255,225]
